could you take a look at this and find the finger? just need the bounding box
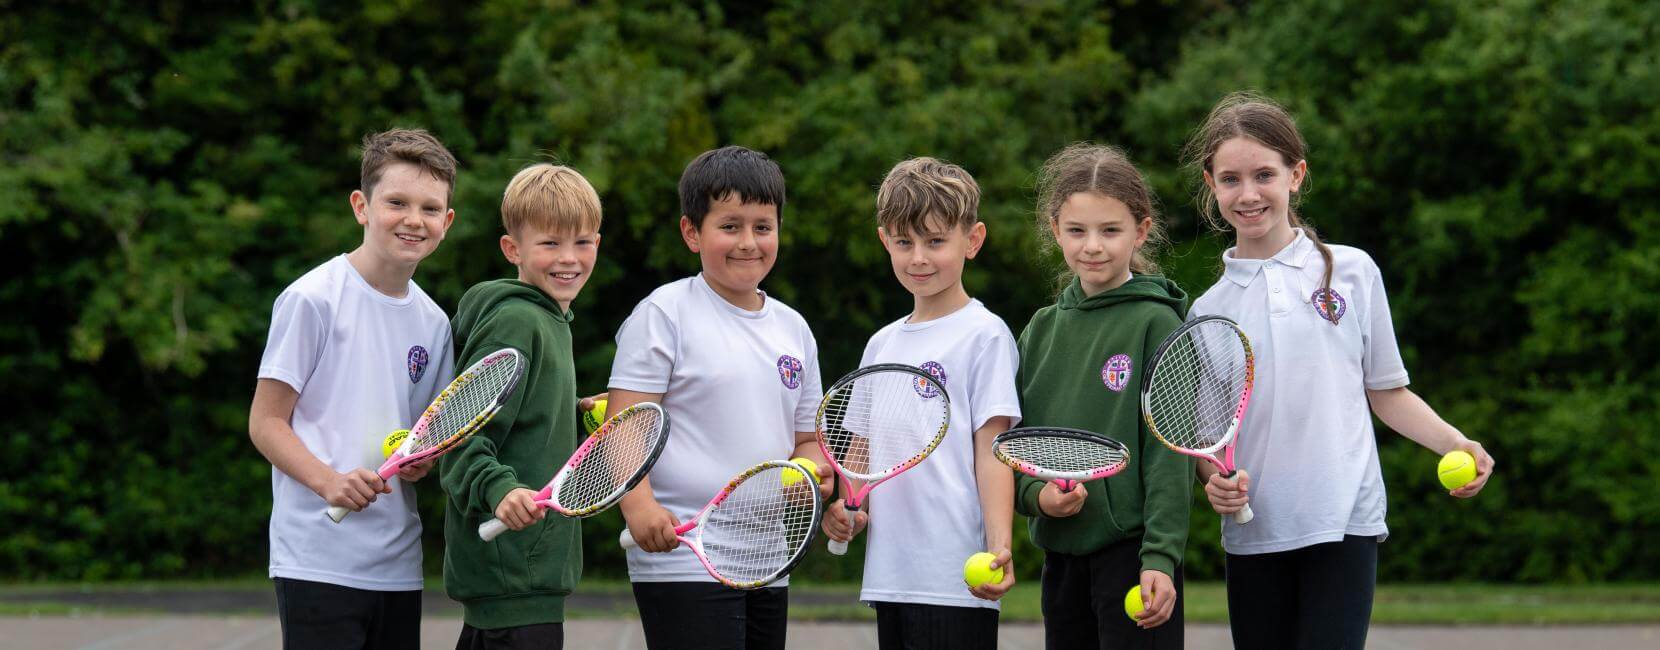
[1236,470,1251,492]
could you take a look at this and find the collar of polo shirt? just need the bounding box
[1222,228,1317,287]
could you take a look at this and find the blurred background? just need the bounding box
[3,0,1656,604]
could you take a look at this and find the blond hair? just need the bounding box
[360,128,458,203]
[876,157,980,235]
[1034,143,1165,275]
[501,163,602,236]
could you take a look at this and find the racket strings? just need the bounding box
[553,408,665,511]
[699,467,819,586]
[411,352,521,452]
[819,370,948,481]
[1145,323,1249,451]
[996,434,1127,475]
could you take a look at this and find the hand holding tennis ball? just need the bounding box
[382,429,410,459]
[1438,450,1477,490]
[1124,584,1145,620]
[963,552,1004,589]
[582,398,608,434]
[780,457,820,488]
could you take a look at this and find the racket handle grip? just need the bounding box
[619,529,640,550]
[479,518,510,541]
[827,538,849,555]
[1233,503,1254,525]
[326,505,350,523]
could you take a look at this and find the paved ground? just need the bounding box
[4,616,1659,649]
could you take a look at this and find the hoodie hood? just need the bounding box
[452,279,572,341]
[1057,274,1188,318]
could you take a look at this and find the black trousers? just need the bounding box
[1224,535,1378,650]
[1040,537,1185,650]
[872,601,1000,650]
[632,581,788,649]
[273,577,421,650]
[456,622,563,650]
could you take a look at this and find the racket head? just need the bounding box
[686,460,823,590]
[1141,316,1254,457]
[814,364,951,484]
[546,402,671,517]
[992,427,1130,483]
[390,348,525,470]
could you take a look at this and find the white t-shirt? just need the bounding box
[257,255,454,591]
[856,300,1022,609]
[1190,229,1408,555]
[608,274,823,584]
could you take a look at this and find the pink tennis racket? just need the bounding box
[816,363,950,555]
[992,427,1130,493]
[1142,316,1256,524]
[327,348,524,522]
[478,402,670,541]
[619,459,823,589]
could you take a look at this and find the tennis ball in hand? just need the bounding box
[781,457,820,487]
[1124,585,1146,620]
[963,552,1004,588]
[382,429,409,459]
[1438,450,1477,490]
[582,399,608,434]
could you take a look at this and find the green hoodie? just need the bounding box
[441,279,581,629]
[1015,274,1193,578]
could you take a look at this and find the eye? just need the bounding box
[388,199,406,207]
[1065,226,1084,235]
[720,223,739,232]
[756,223,774,233]
[1258,171,1274,182]
[1219,175,1238,185]
[928,237,946,247]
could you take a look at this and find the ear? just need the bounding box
[440,208,456,234]
[1133,217,1152,248]
[350,190,370,226]
[1202,169,1216,192]
[876,226,893,251]
[1289,160,1308,193]
[965,221,987,259]
[1048,217,1061,243]
[592,232,602,250]
[499,234,521,265]
[680,215,700,253]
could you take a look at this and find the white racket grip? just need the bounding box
[326,505,350,523]
[1233,503,1254,525]
[619,528,641,550]
[828,538,849,555]
[479,518,511,541]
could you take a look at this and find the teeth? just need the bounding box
[396,234,424,242]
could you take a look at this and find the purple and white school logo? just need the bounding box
[1311,288,1347,324]
[914,361,947,399]
[776,355,804,390]
[407,346,429,384]
[1101,354,1132,392]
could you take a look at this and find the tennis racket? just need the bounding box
[1142,315,1256,524]
[326,348,525,523]
[618,459,823,589]
[992,427,1130,493]
[479,402,670,541]
[816,363,951,555]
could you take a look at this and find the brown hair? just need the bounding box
[360,128,459,203]
[876,157,980,235]
[501,163,602,237]
[1182,92,1338,318]
[1034,143,1166,276]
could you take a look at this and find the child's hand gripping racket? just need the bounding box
[992,426,1131,493]
[1141,316,1256,524]
[618,460,823,589]
[479,402,670,540]
[816,364,951,555]
[326,348,524,523]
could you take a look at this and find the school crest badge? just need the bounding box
[776,355,804,390]
[1101,354,1132,392]
[1311,288,1347,324]
[407,346,429,384]
[914,361,947,399]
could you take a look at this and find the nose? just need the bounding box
[1083,232,1105,254]
[908,246,928,267]
[737,227,757,252]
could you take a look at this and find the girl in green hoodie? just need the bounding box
[1015,144,1193,649]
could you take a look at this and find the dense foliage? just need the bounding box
[4,0,1654,583]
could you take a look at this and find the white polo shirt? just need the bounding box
[856,299,1022,609]
[1190,230,1409,555]
[609,274,823,584]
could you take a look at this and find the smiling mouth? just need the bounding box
[1234,206,1268,220]
[551,272,580,282]
[908,272,935,282]
[395,233,426,243]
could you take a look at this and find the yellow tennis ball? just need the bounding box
[1125,585,1146,620]
[382,429,409,459]
[781,457,820,487]
[1438,450,1477,490]
[962,552,1003,588]
[582,399,608,434]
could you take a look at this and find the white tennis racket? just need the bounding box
[992,426,1131,492]
[816,364,951,555]
[619,459,823,589]
[1142,316,1256,524]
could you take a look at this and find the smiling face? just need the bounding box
[1050,192,1150,296]
[1204,136,1306,257]
[351,161,455,269]
[878,215,984,306]
[501,225,599,312]
[682,193,778,310]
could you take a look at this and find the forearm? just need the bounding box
[972,417,1015,549]
[251,418,338,495]
[1367,387,1467,454]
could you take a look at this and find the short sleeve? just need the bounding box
[608,300,679,393]
[793,328,825,432]
[257,290,327,393]
[968,327,1022,432]
[1361,259,1410,390]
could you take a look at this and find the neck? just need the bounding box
[1079,269,1133,298]
[1234,222,1299,260]
[908,283,970,323]
[346,246,414,298]
[706,277,764,311]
